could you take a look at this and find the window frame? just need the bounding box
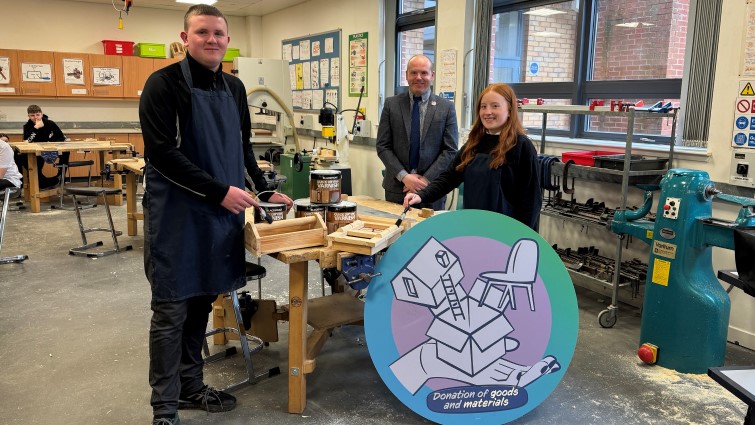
[394,4,437,95]
[492,0,683,144]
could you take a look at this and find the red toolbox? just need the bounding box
[561,150,622,166]
[102,40,134,56]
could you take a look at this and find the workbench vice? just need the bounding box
[610,169,755,373]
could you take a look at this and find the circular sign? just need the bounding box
[738,99,750,113]
[737,116,749,130]
[529,62,539,75]
[735,132,747,146]
[365,210,578,424]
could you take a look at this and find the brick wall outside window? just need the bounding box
[489,0,687,137]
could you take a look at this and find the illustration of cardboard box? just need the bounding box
[425,294,514,376]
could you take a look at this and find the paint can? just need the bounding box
[326,201,357,234]
[309,169,341,204]
[254,202,286,223]
[293,198,327,222]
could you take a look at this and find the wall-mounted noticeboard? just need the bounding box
[282,29,341,112]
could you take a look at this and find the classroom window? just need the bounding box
[395,2,436,93]
[400,0,436,14]
[491,0,687,143]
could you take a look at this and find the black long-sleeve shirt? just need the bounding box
[139,53,269,205]
[418,133,542,229]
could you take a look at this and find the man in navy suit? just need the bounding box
[377,55,458,210]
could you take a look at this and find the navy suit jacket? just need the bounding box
[376,92,458,204]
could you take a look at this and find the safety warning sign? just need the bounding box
[733,80,755,148]
[742,82,755,96]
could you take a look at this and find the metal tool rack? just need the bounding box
[521,104,678,327]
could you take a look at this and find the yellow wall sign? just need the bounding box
[742,82,755,96]
[652,240,677,259]
[652,258,671,286]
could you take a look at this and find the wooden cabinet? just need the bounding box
[122,56,154,98]
[0,49,20,96]
[89,54,123,98]
[54,52,90,97]
[222,61,235,76]
[153,57,183,73]
[129,133,145,157]
[17,50,57,96]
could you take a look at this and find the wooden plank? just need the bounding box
[306,292,364,330]
[250,299,279,343]
[273,246,326,264]
[336,252,356,271]
[247,229,325,256]
[318,248,340,269]
[288,261,308,413]
[330,242,374,255]
[256,222,317,236]
[349,196,428,222]
[212,295,227,345]
[346,229,381,239]
[305,329,329,371]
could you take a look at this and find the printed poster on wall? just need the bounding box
[348,32,368,97]
[0,57,10,84]
[63,58,85,85]
[21,63,52,82]
[283,29,341,111]
[93,67,121,86]
[365,210,578,425]
[743,1,755,76]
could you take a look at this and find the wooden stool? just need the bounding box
[66,186,133,258]
[0,188,28,265]
[203,261,280,392]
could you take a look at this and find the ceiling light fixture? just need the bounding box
[524,8,566,17]
[176,0,217,5]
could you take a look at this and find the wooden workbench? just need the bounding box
[243,210,372,414]
[110,158,145,236]
[10,140,133,212]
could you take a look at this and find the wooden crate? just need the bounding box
[245,214,327,256]
[327,219,402,255]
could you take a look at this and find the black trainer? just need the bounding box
[178,385,236,413]
[152,413,179,425]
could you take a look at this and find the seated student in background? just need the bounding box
[403,83,542,231]
[22,104,67,189]
[0,133,23,191]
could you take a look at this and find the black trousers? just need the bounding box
[149,294,217,415]
[14,152,69,188]
[0,179,17,190]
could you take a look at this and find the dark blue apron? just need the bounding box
[144,59,245,302]
[462,153,510,215]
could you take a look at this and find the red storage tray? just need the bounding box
[561,150,622,166]
[102,40,134,56]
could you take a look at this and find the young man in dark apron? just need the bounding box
[139,5,292,425]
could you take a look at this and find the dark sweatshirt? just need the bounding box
[23,115,66,142]
[139,53,269,205]
[418,133,542,229]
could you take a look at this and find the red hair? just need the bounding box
[457,83,525,171]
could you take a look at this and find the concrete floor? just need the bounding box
[1,197,754,425]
